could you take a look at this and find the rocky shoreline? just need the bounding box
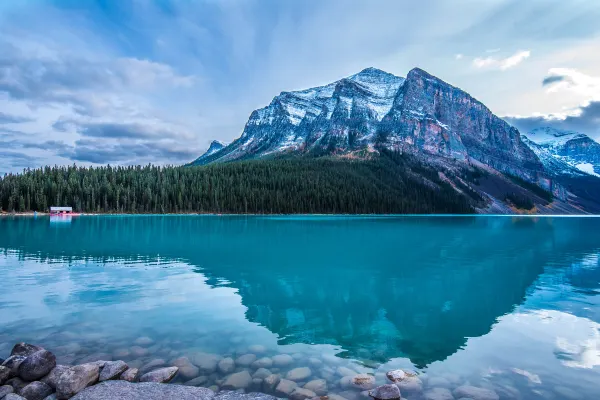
[0,342,504,400]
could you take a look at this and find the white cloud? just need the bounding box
[455,54,463,60]
[472,50,531,71]
[542,68,600,101]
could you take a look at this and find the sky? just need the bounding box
[1,0,600,173]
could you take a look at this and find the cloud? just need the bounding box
[541,68,600,100]
[0,111,33,124]
[473,50,531,70]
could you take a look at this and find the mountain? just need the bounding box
[190,67,543,181]
[523,127,600,177]
[193,140,227,164]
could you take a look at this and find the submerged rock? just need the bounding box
[139,367,178,383]
[247,345,268,354]
[184,376,208,386]
[286,367,312,381]
[133,337,154,346]
[396,377,423,394]
[303,379,327,396]
[263,374,281,393]
[235,354,257,367]
[18,381,53,400]
[139,359,166,374]
[352,374,376,390]
[251,358,273,369]
[272,354,294,367]
[56,363,100,399]
[385,370,405,383]
[191,353,221,374]
[424,387,454,400]
[453,385,499,400]
[70,381,214,400]
[217,358,235,375]
[42,365,70,389]
[222,370,252,390]
[290,387,316,400]
[214,391,277,400]
[275,379,298,397]
[369,384,401,400]
[252,368,272,380]
[99,361,128,381]
[11,344,44,358]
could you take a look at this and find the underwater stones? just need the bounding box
[76,355,111,366]
[290,387,316,400]
[171,358,199,380]
[339,376,353,390]
[41,365,70,389]
[352,375,376,390]
[139,359,166,374]
[139,367,178,383]
[217,358,235,375]
[248,345,267,354]
[385,370,405,383]
[396,377,423,394]
[251,357,273,369]
[191,353,221,374]
[119,368,139,382]
[368,384,401,400]
[133,337,154,346]
[424,387,454,400]
[222,371,252,390]
[303,379,327,396]
[18,381,53,400]
[19,350,57,381]
[286,367,312,381]
[56,363,100,399]
[250,378,263,392]
[272,354,294,367]
[426,377,451,388]
[308,358,322,367]
[321,354,341,365]
[214,391,278,400]
[112,349,130,359]
[263,374,281,393]
[235,354,257,367]
[98,361,128,382]
[252,368,272,380]
[453,386,499,400]
[337,367,357,377]
[129,347,149,358]
[11,344,44,358]
[275,379,298,397]
[184,376,208,386]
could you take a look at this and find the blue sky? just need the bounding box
[1,0,600,173]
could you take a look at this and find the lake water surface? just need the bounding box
[1,215,599,399]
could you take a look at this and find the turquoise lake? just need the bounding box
[1,215,599,399]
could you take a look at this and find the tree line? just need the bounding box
[0,153,474,214]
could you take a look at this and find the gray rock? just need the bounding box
[119,368,138,383]
[139,359,166,374]
[303,379,327,396]
[139,367,178,383]
[6,378,28,392]
[214,391,277,400]
[5,394,27,400]
[308,358,322,367]
[385,370,405,383]
[41,365,70,389]
[222,370,252,390]
[43,395,57,400]
[249,378,263,392]
[339,376,353,390]
[262,374,281,393]
[337,367,357,377]
[69,381,215,400]
[133,337,154,346]
[290,387,316,400]
[0,385,15,397]
[424,387,454,400]
[453,386,499,400]
[11,344,44,358]
[217,358,235,375]
[3,356,27,377]
[98,361,128,382]
[0,366,10,385]
[286,367,312,381]
[171,358,199,380]
[183,376,208,386]
[352,374,376,390]
[235,354,257,367]
[272,354,294,367]
[191,353,221,374]
[250,357,273,369]
[368,384,401,400]
[252,368,272,380]
[275,379,298,396]
[18,381,53,400]
[396,377,423,394]
[76,355,111,366]
[56,363,100,399]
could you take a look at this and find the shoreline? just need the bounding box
[1,212,599,217]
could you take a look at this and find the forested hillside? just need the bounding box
[0,153,474,214]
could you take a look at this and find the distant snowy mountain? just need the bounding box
[192,140,227,164]
[523,128,600,178]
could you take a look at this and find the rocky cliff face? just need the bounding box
[190,67,544,183]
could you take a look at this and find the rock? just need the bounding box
[76,355,111,365]
[139,367,178,383]
[184,376,208,386]
[133,337,154,346]
[222,371,252,390]
[119,368,139,382]
[339,376,353,390]
[368,384,401,400]
[308,358,322,367]
[171,357,199,380]
[69,381,215,400]
[339,391,361,400]
[275,379,298,396]
[252,368,272,380]
[5,394,27,400]
[385,370,405,383]
[3,356,27,377]
[11,344,44,358]
[396,377,423,394]
[217,358,235,375]
[352,375,376,390]
[292,354,304,361]
[290,388,316,400]
[424,387,454,400]
[0,366,10,385]
[18,381,53,400]
[321,355,341,365]
[129,347,149,358]
[98,361,128,381]
[286,367,312,381]
[191,353,221,374]
[214,391,278,400]
[272,354,294,367]
[263,374,281,393]
[6,378,28,392]
[235,354,257,367]
[247,345,267,354]
[112,349,130,359]
[55,363,100,399]
[251,357,273,369]
[304,379,327,396]
[208,386,219,393]
[453,386,499,400]
[426,377,451,388]
[0,385,15,397]
[43,395,57,400]
[41,365,70,389]
[250,378,263,392]
[337,367,357,377]
[139,359,166,374]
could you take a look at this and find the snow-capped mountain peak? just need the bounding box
[527,127,588,146]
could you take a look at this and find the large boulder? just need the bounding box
[56,363,100,399]
[271,354,293,367]
[286,367,312,381]
[369,384,401,400]
[18,381,53,400]
[70,381,215,400]
[41,365,70,389]
[3,356,27,377]
[453,386,499,400]
[221,370,252,390]
[138,367,178,383]
[19,351,57,381]
[11,344,44,358]
[119,368,138,383]
[98,361,128,382]
[190,353,221,374]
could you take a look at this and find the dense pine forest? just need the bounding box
[0,153,474,214]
